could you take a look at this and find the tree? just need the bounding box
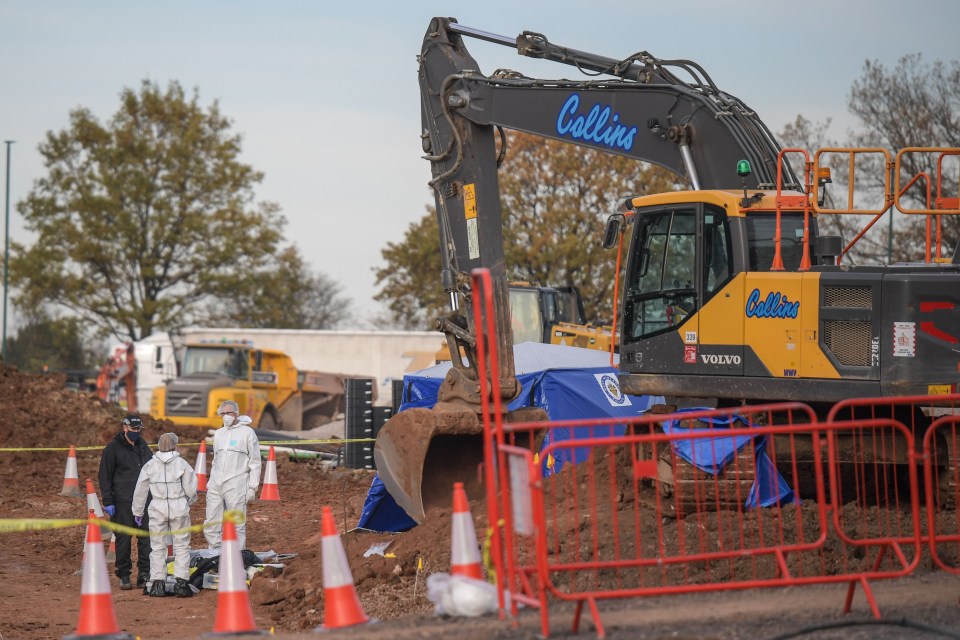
[780,56,960,264]
[4,312,98,373]
[499,133,678,323]
[12,79,343,342]
[203,247,352,329]
[846,54,960,262]
[374,131,680,328]
[374,212,447,330]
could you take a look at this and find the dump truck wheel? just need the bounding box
[259,409,278,431]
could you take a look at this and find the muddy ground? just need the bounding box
[1,365,959,640]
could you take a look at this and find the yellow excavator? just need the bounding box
[374,17,960,523]
[435,282,613,363]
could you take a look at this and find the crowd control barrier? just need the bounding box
[468,268,960,639]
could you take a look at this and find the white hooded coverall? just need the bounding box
[204,415,262,550]
[132,450,198,583]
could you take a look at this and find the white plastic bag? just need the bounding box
[425,572,507,617]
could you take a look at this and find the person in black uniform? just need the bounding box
[98,414,152,590]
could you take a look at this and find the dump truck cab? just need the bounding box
[150,340,344,430]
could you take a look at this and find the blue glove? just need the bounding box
[104,505,116,518]
[134,515,143,527]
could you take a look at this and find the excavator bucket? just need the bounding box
[374,404,484,524]
[374,403,547,524]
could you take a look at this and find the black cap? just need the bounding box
[123,414,143,428]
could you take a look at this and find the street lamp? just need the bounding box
[3,140,13,362]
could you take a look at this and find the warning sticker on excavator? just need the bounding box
[893,322,916,357]
[464,183,479,259]
[463,184,477,219]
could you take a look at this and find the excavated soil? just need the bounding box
[0,365,959,640]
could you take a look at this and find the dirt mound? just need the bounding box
[0,365,176,449]
[0,361,447,634]
[248,462,477,631]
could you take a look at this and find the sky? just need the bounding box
[1,0,958,332]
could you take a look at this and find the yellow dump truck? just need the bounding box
[149,339,344,430]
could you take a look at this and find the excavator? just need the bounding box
[374,16,960,523]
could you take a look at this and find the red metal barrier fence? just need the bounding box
[926,415,960,573]
[467,268,960,639]
[828,395,960,573]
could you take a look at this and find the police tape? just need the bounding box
[258,438,375,446]
[481,518,506,584]
[0,518,87,533]
[0,438,376,452]
[0,510,246,536]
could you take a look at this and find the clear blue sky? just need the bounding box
[1,1,957,329]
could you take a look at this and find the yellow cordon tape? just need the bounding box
[0,510,246,536]
[0,438,375,452]
[0,518,88,533]
[482,518,505,584]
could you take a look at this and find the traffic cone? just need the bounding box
[209,517,264,636]
[85,478,105,518]
[60,446,83,497]
[85,478,110,538]
[105,533,116,564]
[195,440,208,492]
[258,447,280,501]
[450,482,484,580]
[65,513,135,640]
[317,505,370,630]
[74,508,94,577]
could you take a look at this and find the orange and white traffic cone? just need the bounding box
[317,505,371,630]
[84,479,105,519]
[74,508,94,577]
[60,445,83,498]
[194,440,208,492]
[105,533,117,564]
[209,517,264,636]
[450,482,484,580]
[85,478,110,538]
[258,447,280,501]
[65,513,135,640]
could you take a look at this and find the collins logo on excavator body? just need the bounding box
[744,288,800,319]
[556,93,638,151]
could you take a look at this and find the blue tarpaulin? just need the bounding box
[357,343,662,532]
[660,409,796,508]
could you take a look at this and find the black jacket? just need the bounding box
[98,431,153,506]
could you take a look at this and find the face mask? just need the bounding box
[126,430,141,442]
[222,415,236,428]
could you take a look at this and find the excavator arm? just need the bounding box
[375,16,798,523]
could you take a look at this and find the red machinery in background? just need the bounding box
[96,342,137,412]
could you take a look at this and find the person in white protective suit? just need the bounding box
[204,399,262,551]
[132,432,198,598]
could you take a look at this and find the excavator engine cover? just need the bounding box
[374,402,548,523]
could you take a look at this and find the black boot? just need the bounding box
[174,577,193,598]
[150,579,167,597]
